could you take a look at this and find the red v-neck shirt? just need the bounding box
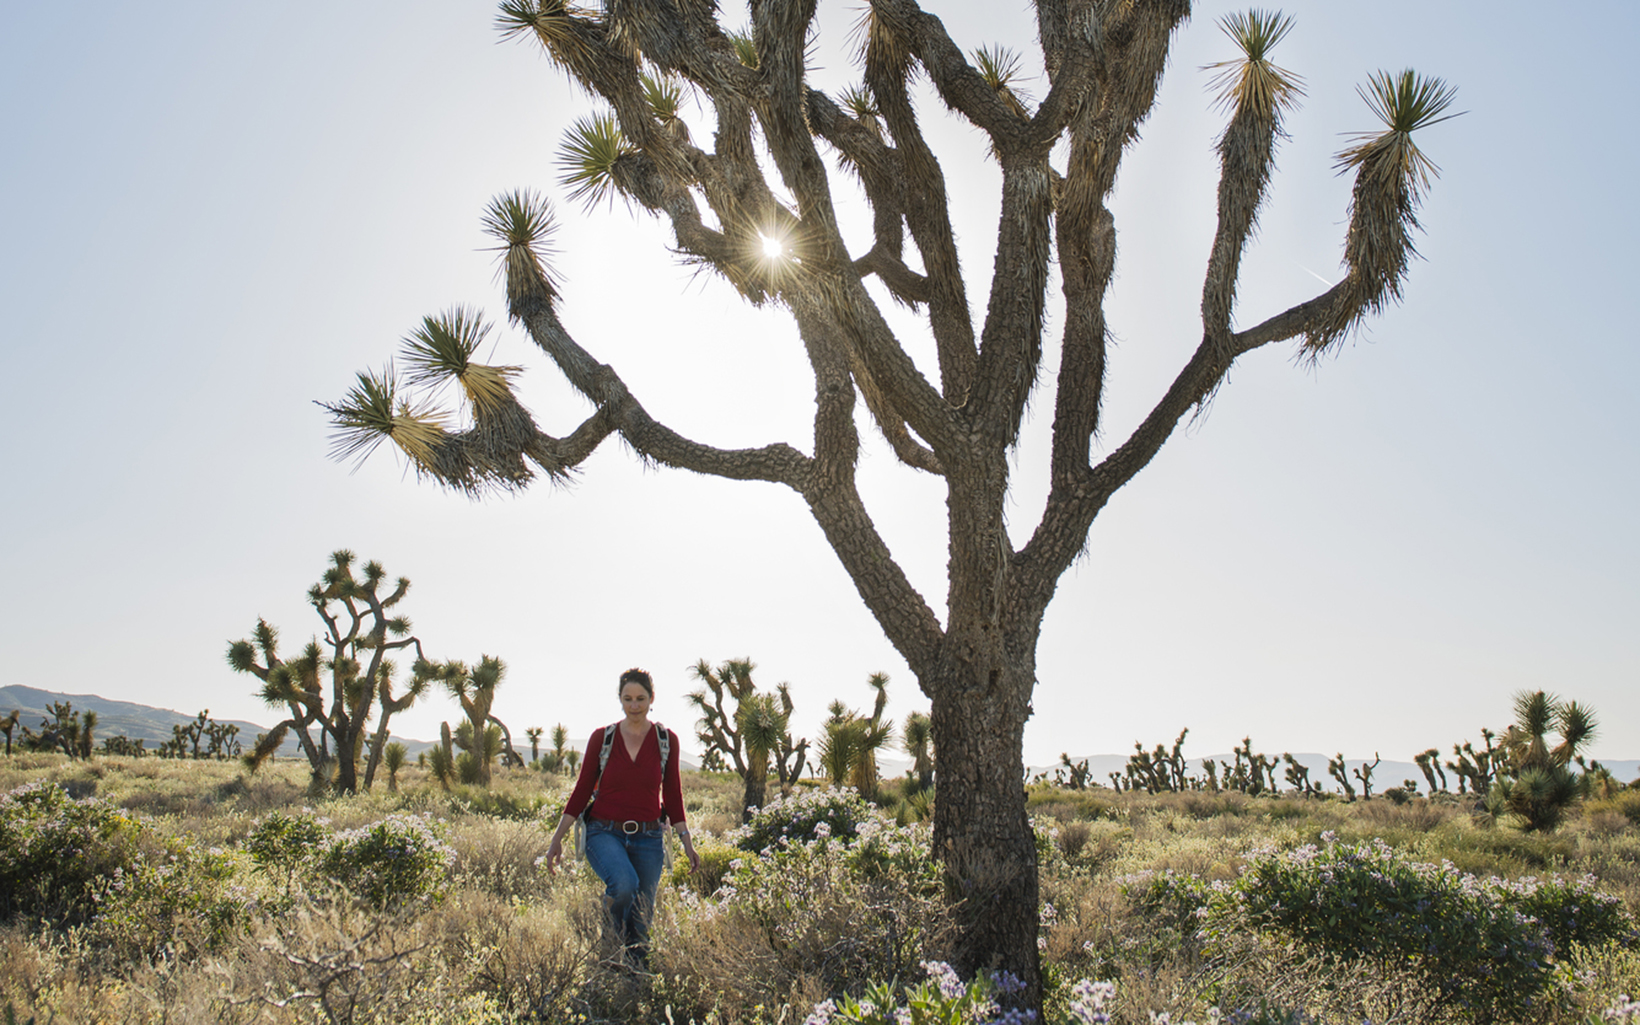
[564,723,687,825]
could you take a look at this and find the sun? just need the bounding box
[759,234,785,259]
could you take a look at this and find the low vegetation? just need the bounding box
[3,748,1640,1024]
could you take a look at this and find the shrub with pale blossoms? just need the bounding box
[732,786,872,853]
[804,961,1117,1025]
[318,813,455,909]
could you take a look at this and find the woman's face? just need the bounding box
[620,681,653,718]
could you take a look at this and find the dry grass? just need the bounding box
[3,754,1639,1023]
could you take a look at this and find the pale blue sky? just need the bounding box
[2,3,1635,768]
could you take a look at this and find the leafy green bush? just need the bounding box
[0,782,146,924]
[84,835,244,959]
[669,839,738,896]
[731,786,871,853]
[452,786,550,821]
[244,809,328,895]
[318,813,455,909]
[1172,833,1637,1021]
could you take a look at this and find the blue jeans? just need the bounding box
[583,821,666,959]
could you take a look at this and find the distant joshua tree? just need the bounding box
[902,711,934,792]
[383,741,408,792]
[429,655,523,787]
[228,550,436,794]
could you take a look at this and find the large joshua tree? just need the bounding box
[325,1,1457,1002]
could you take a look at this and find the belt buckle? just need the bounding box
[622,820,640,835]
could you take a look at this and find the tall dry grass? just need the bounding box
[2,754,1639,1023]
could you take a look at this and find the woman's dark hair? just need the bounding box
[618,667,653,698]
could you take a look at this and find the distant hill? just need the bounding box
[0,684,438,758]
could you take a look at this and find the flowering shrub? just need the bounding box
[318,814,455,909]
[708,819,947,996]
[804,961,1116,1025]
[0,781,146,924]
[731,786,872,853]
[86,836,246,959]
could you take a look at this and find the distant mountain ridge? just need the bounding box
[0,685,437,758]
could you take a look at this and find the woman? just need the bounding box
[545,667,700,967]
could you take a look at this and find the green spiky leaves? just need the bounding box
[496,0,596,75]
[558,112,633,210]
[972,44,1031,117]
[642,71,684,125]
[727,29,759,69]
[1308,67,1459,355]
[481,189,560,314]
[1337,69,1462,199]
[1205,10,1304,119]
[320,365,448,470]
[401,307,522,417]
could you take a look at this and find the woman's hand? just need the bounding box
[682,836,701,875]
[543,814,575,876]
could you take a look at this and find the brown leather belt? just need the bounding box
[590,816,665,834]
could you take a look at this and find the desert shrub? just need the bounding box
[1128,870,1214,940]
[318,814,455,909]
[440,892,590,1022]
[244,809,329,895]
[1204,834,1635,1021]
[705,820,948,999]
[1026,786,1113,823]
[82,835,245,961]
[0,782,146,925]
[452,786,551,821]
[446,816,552,901]
[1587,789,1640,828]
[670,839,739,897]
[1508,874,1637,953]
[731,786,871,853]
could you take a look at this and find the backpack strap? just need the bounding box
[655,723,669,784]
[597,721,620,777]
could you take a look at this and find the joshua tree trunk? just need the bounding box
[927,655,1038,983]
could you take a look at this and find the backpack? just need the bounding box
[574,721,671,860]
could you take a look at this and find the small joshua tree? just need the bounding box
[1414,748,1449,794]
[525,726,543,765]
[1353,754,1382,800]
[817,675,897,802]
[687,658,757,776]
[383,741,408,792]
[433,655,519,787]
[736,691,788,820]
[1448,729,1500,796]
[1488,690,1598,832]
[1327,754,1357,801]
[0,710,18,756]
[1281,753,1321,796]
[902,710,934,793]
